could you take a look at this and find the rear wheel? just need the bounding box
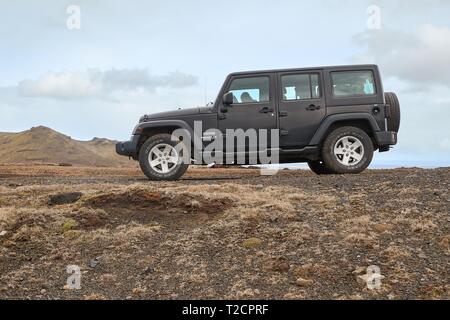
[321,126,373,174]
[138,133,189,181]
[307,161,333,175]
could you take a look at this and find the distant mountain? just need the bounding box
[0,126,135,167]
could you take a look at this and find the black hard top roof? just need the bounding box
[229,64,378,77]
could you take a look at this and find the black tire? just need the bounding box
[307,161,334,175]
[321,126,373,174]
[138,133,189,181]
[384,92,401,132]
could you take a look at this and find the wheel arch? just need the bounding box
[309,113,380,146]
[133,120,201,157]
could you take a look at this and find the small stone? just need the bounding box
[352,266,366,274]
[340,197,349,204]
[374,223,392,233]
[40,289,47,294]
[89,257,101,268]
[142,266,155,274]
[0,230,7,237]
[268,257,290,272]
[243,237,263,248]
[296,277,314,286]
[132,287,146,296]
[418,252,427,259]
[8,183,22,188]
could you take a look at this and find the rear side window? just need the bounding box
[228,77,270,104]
[281,74,320,101]
[331,71,376,97]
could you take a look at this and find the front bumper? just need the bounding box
[115,135,140,159]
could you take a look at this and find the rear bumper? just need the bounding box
[374,131,397,151]
[115,135,140,159]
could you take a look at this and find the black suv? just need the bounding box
[116,65,400,180]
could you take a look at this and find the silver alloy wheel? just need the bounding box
[333,136,364,166]
[148,143,179,174]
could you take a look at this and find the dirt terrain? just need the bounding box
[0,164,449,300]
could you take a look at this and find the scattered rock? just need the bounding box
[243,237,262,248]
[340,196,349,204]
[89,257,101,268]
[40,289,47,294]
[269,216,278,223]
[418,252,428,259]
[0,230,7,237]
[48,192,83,206]
[58,163,73,167]
[142,266,155,275]
[63,284,72,290]
[8,183,22,188]
[296,277,314,286]
[84,293,106,300]
[352,266,366,275]
[132,287,146,297]
[267,257,290,272]
[373,223,393,233]
[100,273,117,284]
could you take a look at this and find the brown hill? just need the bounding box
[0,126,134,167]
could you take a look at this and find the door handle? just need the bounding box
[259,107,274,113]
[306,104,321,111]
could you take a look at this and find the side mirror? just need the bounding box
[222,92,234,105]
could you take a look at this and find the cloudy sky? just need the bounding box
[1,0,449,166]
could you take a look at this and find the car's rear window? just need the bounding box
[331,70,376,97]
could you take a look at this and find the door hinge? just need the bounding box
[280,130,289,136]
[202,132,216,142]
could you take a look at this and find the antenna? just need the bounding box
[204,76,207,105]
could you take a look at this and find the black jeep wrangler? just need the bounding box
[116,65,400,180]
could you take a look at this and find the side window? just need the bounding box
[331,70,376,97]
[281,74,320,101]
[228,77,270,104]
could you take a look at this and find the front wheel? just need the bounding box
[138,133,189,181]
[321,126,373,174]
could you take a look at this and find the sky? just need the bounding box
[0,0,449,167]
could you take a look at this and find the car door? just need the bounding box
[277,70,326,148]
[218,74,277,151]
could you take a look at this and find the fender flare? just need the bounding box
[309,113,380,145]
[133,120,203,152]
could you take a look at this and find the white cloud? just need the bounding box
[18,69,198,99]
[353,25,450,89]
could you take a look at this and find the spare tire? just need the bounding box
[384,92,401,132]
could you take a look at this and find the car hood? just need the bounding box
[140,106,212,122]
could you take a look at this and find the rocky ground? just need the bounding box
[0,164,449,300]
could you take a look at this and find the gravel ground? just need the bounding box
[0,164,449,300]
